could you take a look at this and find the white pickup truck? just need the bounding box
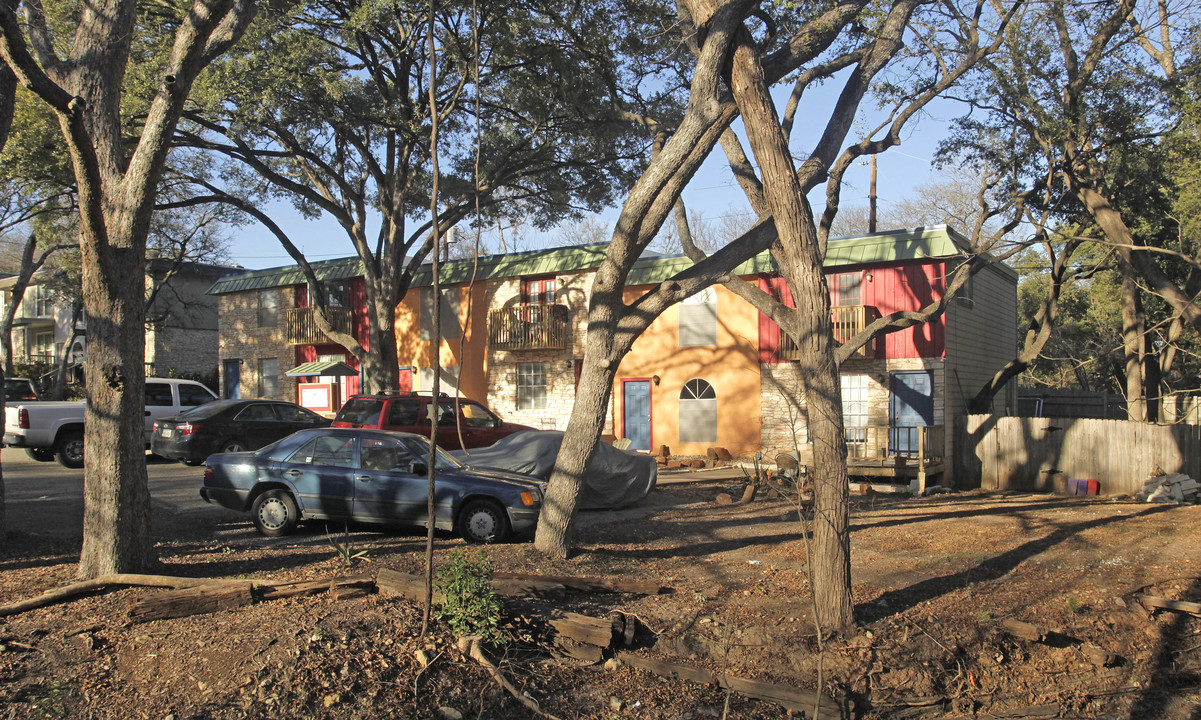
[4,378,218,468]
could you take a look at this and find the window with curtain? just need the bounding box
[517,362,547,410]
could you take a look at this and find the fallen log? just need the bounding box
[258,576,374,602]
[0,574,266,618]
[128,575,374,623]
[1138,595,1201,617]
[548,612,622,648]
[614,651,841,715]
[128,582,257,623]
[1000,618,1048,643]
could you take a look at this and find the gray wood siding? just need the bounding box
[945,261,1018,420]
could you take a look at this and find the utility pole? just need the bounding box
[868,154,878,233]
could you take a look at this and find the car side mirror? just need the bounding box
[410,462,428,476]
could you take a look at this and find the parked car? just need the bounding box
[4,377,218,468]
[4,378,39,403]
[332,393,534,450]
[200,427,544,542]
[451,430,657,509]
[151,399,331,465]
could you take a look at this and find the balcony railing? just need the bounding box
[488,303,569,351]
[285,306,352,345]
[843,424,944,462]
[779,304,878,360]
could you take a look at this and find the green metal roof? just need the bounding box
[284,360,360,377]
[209,225,971,295]
[625,225,971,285]
[207,256,366,295]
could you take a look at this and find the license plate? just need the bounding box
[162,428,173,438]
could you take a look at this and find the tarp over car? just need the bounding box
[450,430,657,510]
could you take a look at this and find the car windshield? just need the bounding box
[335,398,384,425]
[401,434,461,471]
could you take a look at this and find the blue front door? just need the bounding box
[623,380,652,452]
[890,371,933,455]
[223,359,241,399]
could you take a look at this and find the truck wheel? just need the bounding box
[55,431,85,469]
[25,448,55,462]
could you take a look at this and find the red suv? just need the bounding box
[331,393,534,450]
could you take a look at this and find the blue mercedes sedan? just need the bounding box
[200,427,544,543]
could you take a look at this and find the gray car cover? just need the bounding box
[451,430,657,510]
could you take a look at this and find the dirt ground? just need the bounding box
[1,476,1200,720]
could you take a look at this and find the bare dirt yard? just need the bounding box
[1,473,1199,720]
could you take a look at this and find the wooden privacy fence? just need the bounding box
[956,415,1201,495]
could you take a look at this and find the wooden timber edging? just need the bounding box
[615,651,842,716]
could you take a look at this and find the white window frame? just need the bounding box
[516,362,547,410]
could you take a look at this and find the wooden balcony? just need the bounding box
[285,306,352,345]
[843,424,945,489]
[779,304,878,360]
[488,303,570,351]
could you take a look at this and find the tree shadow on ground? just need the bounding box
[851,496,1106,532]
[856,504,1175,624]
[1126,574,1201,720]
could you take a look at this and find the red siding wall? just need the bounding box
[756,261,946,360]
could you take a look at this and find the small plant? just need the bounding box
[977,610,992,622]
[435,549,503,645]
[325,523,368,567]
[28,680,67,719]
[1066,596,1083,614]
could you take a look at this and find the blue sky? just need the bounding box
[222,91,960,271]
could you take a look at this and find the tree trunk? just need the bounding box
[1120,264,1146,421]
[534,310,619,558]
[78,226,157,576]
[728,29,852,632]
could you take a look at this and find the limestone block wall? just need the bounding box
[483,270,611,434]
[218,289,298,400]
[759,357,945,458]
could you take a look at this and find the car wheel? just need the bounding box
[252,489,299,537]
[220,439,247,454]
[456,499,510,544]
[25,447,55,462]
[55,431,84,469]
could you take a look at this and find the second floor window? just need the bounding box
[34,284,52,317]
[830,272,861,306]
[420,288,461,340]
[259,289,279,327]
[521,276,556,305]
[679,287,717,346]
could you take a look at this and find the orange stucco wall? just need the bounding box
[394,284,490,401]
[615,283,762,457]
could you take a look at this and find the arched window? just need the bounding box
[679,378,717,443]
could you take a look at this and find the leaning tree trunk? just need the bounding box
[534,264,627,558]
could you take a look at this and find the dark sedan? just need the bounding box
[200,427,544,542]
[151,399,330,465]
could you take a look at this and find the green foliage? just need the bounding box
[434,549,503,645]
[27,680,67,720]
[324,524,369,567]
